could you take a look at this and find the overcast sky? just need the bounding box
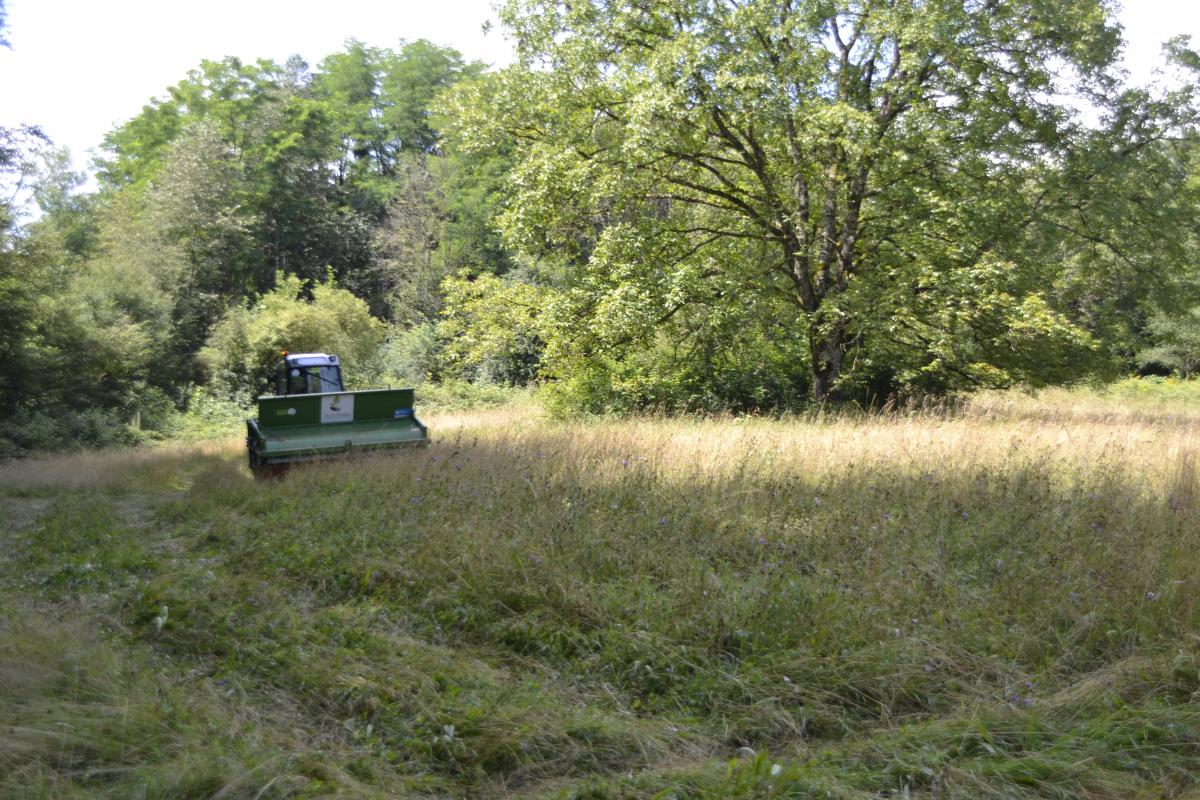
[2,0,1199,177]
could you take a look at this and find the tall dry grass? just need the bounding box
[3,387,1200,798]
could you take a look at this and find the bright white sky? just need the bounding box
[1,0,1199,177]
[0,0,513,173]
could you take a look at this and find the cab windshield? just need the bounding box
[285,365,342,395]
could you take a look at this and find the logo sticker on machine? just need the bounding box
[321,394,354,423]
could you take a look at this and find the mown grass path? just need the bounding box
[4,395,1200,798]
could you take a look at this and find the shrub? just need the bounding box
[201,274,385,398]
[378,322,444,385]
[542,318,811,416]
[439,271,545,385]
[1136,307,1200,378]
[0,407,143,456]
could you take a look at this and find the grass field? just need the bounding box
[3,384,1200,798]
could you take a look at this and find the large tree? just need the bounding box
[448,0,1189,401]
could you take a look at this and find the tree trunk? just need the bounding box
[809,318,847,403]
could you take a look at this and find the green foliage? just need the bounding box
[148,120,259,289]
[0,407,143,456]
[29,145,100,259]
[312,39,483,209]
[0,124,52,226]
[168,389,254,441]
[378,322,443,384]
[202,274,385,399]
[0,126,57,413]
[414,379,531,411]
[5,38,515,444]
[93,45,489,317]
[367,156,447,321]
[380,40,483,155]
[364,146,518,324]
[543,303,812,416]
[5,216,176,423]
[1105,375,1200,403]
[1137,307,1200,377]
[0,235,46,413]
[860,279,1105,398]
[441,0,1198,409]
[440,271,546,384]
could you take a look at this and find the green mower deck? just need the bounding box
[246,387,428,476]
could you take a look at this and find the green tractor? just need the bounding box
[246,352,428,477]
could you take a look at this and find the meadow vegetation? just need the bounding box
[3,385,1200,798]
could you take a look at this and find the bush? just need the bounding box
[0,407,143,457]
[378,323,444,385]
[415,379,531,411]
[543,318,811,417]
[201,274,385,398]
[1136,307,1200,378]
[1103,375,1200,404]
[165,389,251,441]
[439,272,545,385]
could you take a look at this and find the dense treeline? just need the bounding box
[2,1,1200,451]
[0,39,513,451]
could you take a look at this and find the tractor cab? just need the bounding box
[276,352,344,396]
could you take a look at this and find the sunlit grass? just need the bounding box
[3,384,1200,798]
